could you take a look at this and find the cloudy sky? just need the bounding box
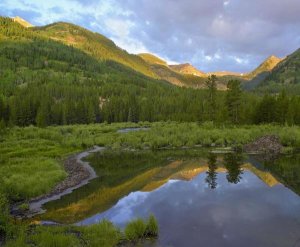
[1,0,300,72]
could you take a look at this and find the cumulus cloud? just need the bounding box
[1,0,300,72]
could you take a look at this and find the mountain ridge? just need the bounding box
[169,63,206,77]
[2,16,300,91]
[13,16,33,28]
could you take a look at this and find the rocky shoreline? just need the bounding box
[12,146,103,218]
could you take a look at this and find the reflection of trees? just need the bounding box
[224,153,244,184]
[205,153,218,189]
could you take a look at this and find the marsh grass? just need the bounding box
[145,215,159,237]
[3,217,158,247]
[124,216,159,242]
[83,220,121,247]
[124,218,147,241]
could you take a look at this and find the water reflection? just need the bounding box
[205,153,218,189]
[38,150,300,247]
[224,153,244,184]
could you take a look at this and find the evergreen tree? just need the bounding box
[226,80,242,124]
[205,75,217,121]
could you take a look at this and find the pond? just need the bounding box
[117,127,150,133]
[38,149,300,247]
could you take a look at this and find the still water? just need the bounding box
[39,150,300,247]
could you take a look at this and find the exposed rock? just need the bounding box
[244,135,283,155]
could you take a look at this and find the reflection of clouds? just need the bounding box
[78,170,300,247]
[77,191,151,226]
[109,191,150,224]
[211,206,231,226]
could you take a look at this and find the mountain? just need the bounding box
[35,22,156,78]
[138,53,208,88]
[138,53,168,66]
[207,71,243,77]
[169,63,205,77]
[13,16,33,28]
[242,55,282,90]
[263,49,300,86]
[247,55,282,79]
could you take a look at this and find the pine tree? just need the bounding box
[205,75,217,121]
[226,80,242,124]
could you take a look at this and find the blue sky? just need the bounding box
[1,0,300,73]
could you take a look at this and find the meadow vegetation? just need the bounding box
[1,122,300,202]
[3,217,158,247]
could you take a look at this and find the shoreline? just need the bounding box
[12,146,104,218]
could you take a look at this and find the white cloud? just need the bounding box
[105,19,134,38]
[205,55,213,61]
[232,56,249,65]
[223,1,230,6]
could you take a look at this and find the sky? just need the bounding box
[1,0,300,73]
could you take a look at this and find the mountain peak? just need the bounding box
[13,16,33,28]
[266,55,281,62]
[247,55,282,79]
[169,63,205,77]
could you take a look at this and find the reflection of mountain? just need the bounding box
[243,163,279,187]
[39,158,281,224]
[40,159,207,223]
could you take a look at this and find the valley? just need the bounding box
[0,12,300,247]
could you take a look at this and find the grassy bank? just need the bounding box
[3,215,158,247]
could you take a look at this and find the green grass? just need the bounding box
[124,215,159,242]
[145,215,159,237]
[83,220,121,247]
[3,217,157,247]
[124,218,147,241]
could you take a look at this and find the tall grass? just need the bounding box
[124,215,159,242]
[83,220,121,247]
[124,218,147,241]
[3,217,158,247]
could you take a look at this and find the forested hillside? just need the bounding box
[0,16,300,127]
[35,22,156,78]
[257,49,300,93]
